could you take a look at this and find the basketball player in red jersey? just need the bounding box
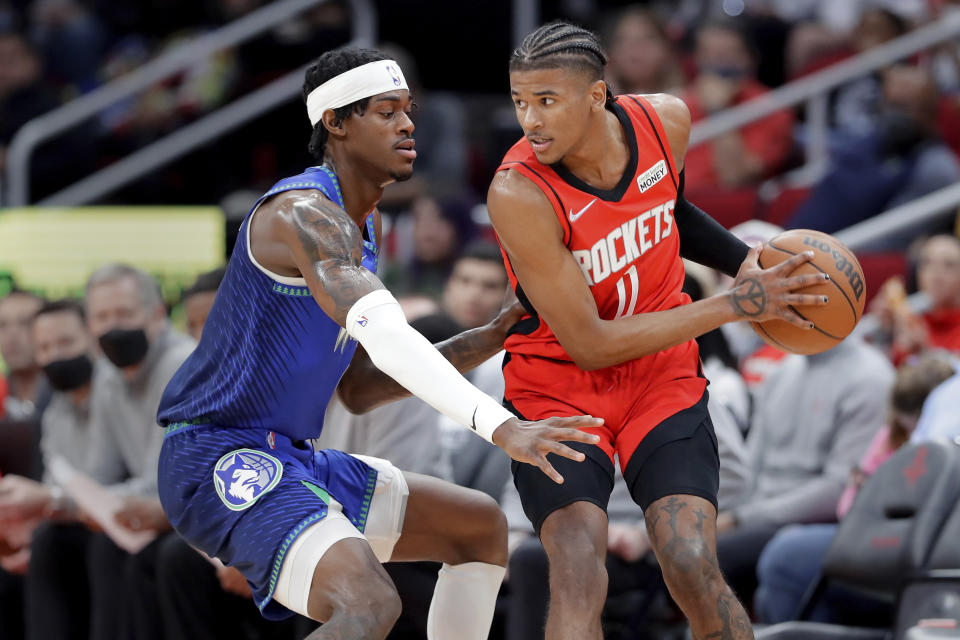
[488,23,830,640]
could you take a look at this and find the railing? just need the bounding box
[837,182,960,252]
[689,11,960,176]
[4,0,376,207]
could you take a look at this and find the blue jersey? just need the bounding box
[158,166,378,441]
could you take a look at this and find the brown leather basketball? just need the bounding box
[750,229,866,355]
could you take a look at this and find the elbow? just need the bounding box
[566,343,620,371]
[336,380,369,415]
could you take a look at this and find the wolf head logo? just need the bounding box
[213,449,283,511]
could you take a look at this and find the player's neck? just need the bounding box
[323,156,382,227]
[559,109,629,191]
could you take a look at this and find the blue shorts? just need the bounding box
[158,423,378,620]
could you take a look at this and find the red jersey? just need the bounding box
[495,96,707,460]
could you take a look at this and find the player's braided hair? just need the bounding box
[303,47,390,161]
[510,21,614,103]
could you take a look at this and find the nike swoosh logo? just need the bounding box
[569,198,597,222]
[470,405,478,431]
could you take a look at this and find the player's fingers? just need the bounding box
[781,293,829,307]
[547,415,604,429]
[784,273,830,290]
[547,426,601,445]
[774,251,814,274]
[777,308,814,329]
[542,440,587,462]
[534,457,565,485]
[742,243,761,269]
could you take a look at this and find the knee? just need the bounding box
[542,527,607,597]
[329,575,401,633]
[658,538,723,602]
[450,492,507,566]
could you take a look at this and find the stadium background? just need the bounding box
[2,0,960,639]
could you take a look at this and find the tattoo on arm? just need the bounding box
[287,194,381,325]
[729,277,766,318]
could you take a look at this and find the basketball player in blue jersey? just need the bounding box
[156,47,602,640]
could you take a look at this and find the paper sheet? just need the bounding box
[47,456,156,554]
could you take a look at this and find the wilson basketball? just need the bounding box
[750,229,866,355]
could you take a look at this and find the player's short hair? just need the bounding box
[85,263,163,311]
[33,298,85,324]
[303,47,391,161]
[181,266,226,302]
[510,21,610,92]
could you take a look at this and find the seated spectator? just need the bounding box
[21,264,194,640]
[0,30,88,199]
[755,354,955,626]
[180,266,226,342]
[867,235,960,363]
[0,290,47,423]
[601,6,684,95]
[382,191,478,296]
[909,359,960,443]
[682,20,795,192]
[503,394,750,640]
[787,67,960,237]
[713,335,894,606]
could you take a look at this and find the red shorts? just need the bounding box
[502,341,708,472]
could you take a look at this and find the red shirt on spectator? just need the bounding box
[682,81,795,189]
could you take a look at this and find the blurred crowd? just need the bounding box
[0,225,957,639]
[2,0,960,639]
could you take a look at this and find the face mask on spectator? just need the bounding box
[99,327,149,368]
[43,354,94,391]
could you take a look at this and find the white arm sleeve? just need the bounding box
[345,290,515,442]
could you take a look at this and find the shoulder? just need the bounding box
[626,94,691,169]
[487,168,551,212]
[154,331,196,379]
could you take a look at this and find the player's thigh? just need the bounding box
[388,471,506,564]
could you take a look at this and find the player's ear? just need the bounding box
[590,79,607,111]
[321,109,347,141]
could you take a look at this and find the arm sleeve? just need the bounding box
[674,170,750,278]
[345,290,515,442]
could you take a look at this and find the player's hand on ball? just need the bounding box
[492,415,603,484]
[730,244,829,328]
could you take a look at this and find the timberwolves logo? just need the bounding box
[213,449,283,511]
[386,64,402,87]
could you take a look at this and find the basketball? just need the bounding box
[751,229,866,355]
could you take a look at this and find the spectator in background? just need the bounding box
[181,266,225,342]
[383,191,477,296]
[0,290,46,422]
[0,299,102,640]
[713,336,894,606]
[755,354,955,626]
[788,66,960,238]
[28,0,106,92]
[442,242,510,333]
[867,235,960,363]
[601,6,683,96]
[0,30,89,200]
[909,360,960,443]
[682,20,795,192]
[24,265,194,640]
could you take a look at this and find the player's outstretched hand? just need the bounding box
[729,244,830,329]
[492,416,603,484]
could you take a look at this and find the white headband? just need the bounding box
[306,59,408,126]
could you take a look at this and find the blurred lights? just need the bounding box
[722,0,745,17]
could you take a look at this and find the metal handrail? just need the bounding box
[836,182,960,252]
[689,11,960,168]
[5,0,374,206]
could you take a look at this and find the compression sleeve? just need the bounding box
[675,170,750,277]
[345,289,515,443]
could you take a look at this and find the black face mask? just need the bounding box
[98,328,149,368]
[43,354,93,391]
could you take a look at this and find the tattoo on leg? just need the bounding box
[704,591,752,640]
